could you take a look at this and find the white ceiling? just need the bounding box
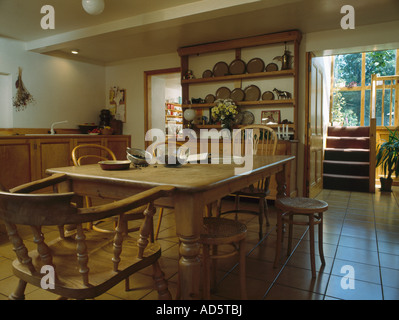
[1,0,399,65]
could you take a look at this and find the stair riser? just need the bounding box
[326,138,370,149]
[328,126,370,137]
[324,150,369,162]
[323,162,369,176]
[323,176,369,192]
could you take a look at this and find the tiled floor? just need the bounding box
[0,187,398,300]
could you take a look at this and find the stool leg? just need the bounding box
[274,212,283,268]
[287,214,293,256]
[239,239,247,300]
[318,212,325,265]
[258,198,264,239]
[309,214,316,278]
[202,244,211,300]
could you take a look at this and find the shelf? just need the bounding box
[181,69,294,85]
[195,123,295,129]
[182,99,294,109]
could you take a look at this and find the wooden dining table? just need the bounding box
[46,154,295,300]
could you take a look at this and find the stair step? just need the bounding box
[324,148,370,162]
[323,160,370,176]
[328,126,370,137]
[326,136,370,149]
[323,173,369,192]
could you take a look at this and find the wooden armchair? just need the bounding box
[0,174,174,300]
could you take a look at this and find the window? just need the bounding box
[331,49,398,127]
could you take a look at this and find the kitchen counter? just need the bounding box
[0,134,131,190]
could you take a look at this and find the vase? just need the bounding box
[380,177,393,192]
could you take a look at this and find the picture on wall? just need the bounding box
[261,110,280,124]
[109,87,126,123]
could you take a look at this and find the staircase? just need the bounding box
[323,126,370,192]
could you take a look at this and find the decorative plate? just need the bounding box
[228,59,246,75]
[202,69,213,78]
[204,94,216,103]
[215,87,231,100]
[265,62,278,72]
[234,112,244,125]
[242,111,255,125]
[244,85,261,101]
[98,160,131,170]
[230,88,245,102]
[246,58,265,73]
[213,61,229,77]
[262,91,275,100]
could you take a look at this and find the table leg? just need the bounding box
[174,193,203,300]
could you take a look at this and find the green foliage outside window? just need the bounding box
[332,50,397,126]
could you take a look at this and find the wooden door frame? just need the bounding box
[144,67,181,148]
[304,51,314,197]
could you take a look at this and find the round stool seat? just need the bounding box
[275,197,328,214]
[201,217,247,245]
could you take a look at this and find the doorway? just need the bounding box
[144,68,181,148]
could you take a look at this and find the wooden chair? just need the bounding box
[274,197,328,277]
[218,125,277,239]
[72,144,146,235]
[149,140,186,240]
[200,217,247,299]
[0,174,174,300]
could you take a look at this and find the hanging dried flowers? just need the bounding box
[12,67,35,111]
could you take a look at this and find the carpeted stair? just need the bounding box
[323,126,370,192]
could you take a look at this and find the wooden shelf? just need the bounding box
[181,69,294,85]
[195,123,295,129]
[183,99,294,109]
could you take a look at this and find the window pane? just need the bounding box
[333,91,361,126]
[364,89,396,126]
[365,50,396,86]
[334,53,362,88]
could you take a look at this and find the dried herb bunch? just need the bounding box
[13,67,35,111]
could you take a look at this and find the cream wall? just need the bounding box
[0,37,105,130]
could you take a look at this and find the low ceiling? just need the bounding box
[1,0,399,65]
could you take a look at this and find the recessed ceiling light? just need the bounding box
[82,0,105,15]
[71,50,79,55]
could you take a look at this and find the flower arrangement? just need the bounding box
[13,67,35,111]
[211,99,238,130]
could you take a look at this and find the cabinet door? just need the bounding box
[106,137,131,160]
[37,139,73,178]
[0,139,34,189]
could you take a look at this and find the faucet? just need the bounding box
[50,120,68,135]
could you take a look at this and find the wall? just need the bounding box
[0,37,105,130]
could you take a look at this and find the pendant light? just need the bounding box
[82,0,105,15]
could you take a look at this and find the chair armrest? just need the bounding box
[9,174,68,194]
[77,185,175,222]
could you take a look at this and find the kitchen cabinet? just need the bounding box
[0,135,131,190]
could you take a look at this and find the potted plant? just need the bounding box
[376,127,399,192]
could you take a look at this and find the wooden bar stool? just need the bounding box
[200,217,247,299]
[274,197,328,277]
